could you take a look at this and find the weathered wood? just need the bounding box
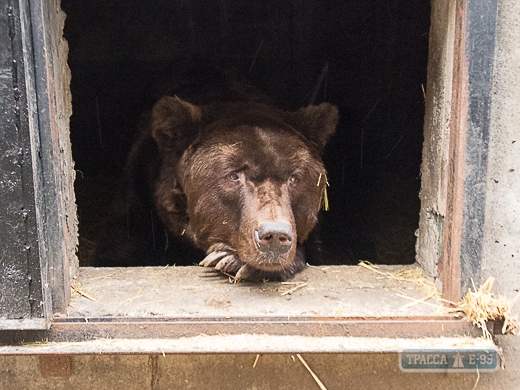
[442,0,498,301]
[0,0,46,326]
[26,0,75,314]
[417,0,456,283]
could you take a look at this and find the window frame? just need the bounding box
[440,0,499,302]
[0,0,74,329]
[0,0,500,340]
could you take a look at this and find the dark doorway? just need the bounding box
[62,0,430,266]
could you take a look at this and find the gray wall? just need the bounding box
[480,0,520,382]
[481,0,520,304]
[416,0,520,388]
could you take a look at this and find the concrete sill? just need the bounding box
[0,334,497,355]
[0,265,492,354]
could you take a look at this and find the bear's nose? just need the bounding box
[254,221,294,254]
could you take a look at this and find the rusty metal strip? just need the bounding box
[442,0,467,303]
[54,315,455,323]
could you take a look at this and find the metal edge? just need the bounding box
[459,0,498,294]
[0,316,489,345]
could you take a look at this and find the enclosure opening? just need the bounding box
[62,0,431,268]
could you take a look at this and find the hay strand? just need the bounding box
[307,264,330,272]
[296,354,328,390]
[358,260,385,275]
[389,267,439,298]
[454,277,519,339]
[253,354,260,368]
[71,284,96,301]
[472,366,480,390]
[317,173,330,211]
[359,261,440,305]
[398,292,438,310]
[281,283,308,296]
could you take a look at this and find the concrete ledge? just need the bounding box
[0,335,497,355]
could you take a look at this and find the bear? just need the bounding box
[95,71,338,281]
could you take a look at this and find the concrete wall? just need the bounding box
[481,0,520,304]
[417,0,520,300]
[479,0,520,383]
[0,347,519,390]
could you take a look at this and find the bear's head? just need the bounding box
[150,96,338,280]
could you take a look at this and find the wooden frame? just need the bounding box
[0,0,500,342]
[442,0,498,302]
[0,0,50,329]
[0,0,74,329]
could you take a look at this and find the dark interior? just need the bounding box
[62,0,431,267]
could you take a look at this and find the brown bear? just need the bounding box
[95,72,338,281]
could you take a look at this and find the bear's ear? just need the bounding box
[283,103,339,153]
[151,96,201,155]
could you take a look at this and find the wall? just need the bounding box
[0,348,519,390]
[416,0,520,388]
[1,0,519,388]
[480,0,520,383]
[481,0,520,303]
[33,0,78,311]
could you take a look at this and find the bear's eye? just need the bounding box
[288,175,299,185]
[229,171,242,182]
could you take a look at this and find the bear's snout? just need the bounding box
[254,221,294,255]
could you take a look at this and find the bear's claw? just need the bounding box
[235,264,257,281]
[199,251,228,267]
[215,254,243,274]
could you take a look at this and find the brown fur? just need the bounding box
[147,97,337,280]
[96,86,338,281]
